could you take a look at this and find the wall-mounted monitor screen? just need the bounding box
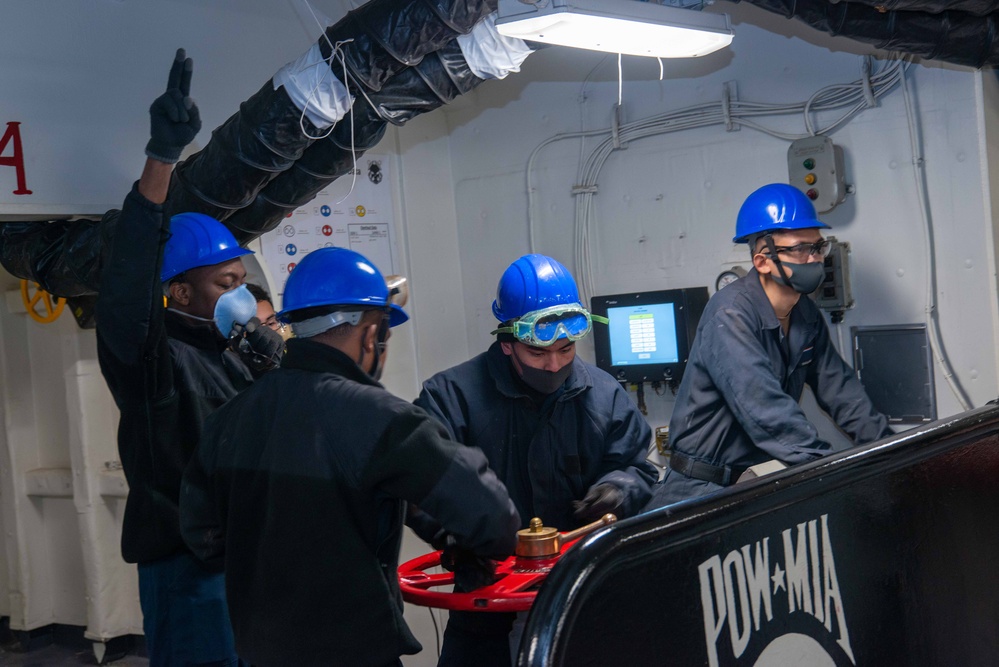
[606,302,679,367]
[591,287,709,384]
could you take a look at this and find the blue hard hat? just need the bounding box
[277,247,408,326]
[733,183,830,244]
[161,213,254,282]
[492,254,582,322]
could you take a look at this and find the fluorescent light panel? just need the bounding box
[496,0,734,59]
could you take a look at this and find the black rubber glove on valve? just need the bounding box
[439,534,497,592]
[572,483,625,524]
[146,48,202,163]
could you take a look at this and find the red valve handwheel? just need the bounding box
[399,538,583,613]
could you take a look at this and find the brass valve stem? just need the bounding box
[560,513,617,544]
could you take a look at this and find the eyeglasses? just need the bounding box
[762,240,831,262]
[492,305,609,347]
[261,315,287,334]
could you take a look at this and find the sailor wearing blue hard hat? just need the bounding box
[490,254,607,393]
[645,183,893,511]
[732,181,832,296]
[274,245,408,381]
[415,254,656,667]
[158,211,285,372]
[96,50,279,667]
[180,246,519,666]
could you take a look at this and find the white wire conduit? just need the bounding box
[525,56,906,299]
[526,55,973,409]
[899,67,973,410]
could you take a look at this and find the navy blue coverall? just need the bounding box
[415,341,656,667]
[647,268,892,509]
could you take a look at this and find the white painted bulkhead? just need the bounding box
[0,1,997,665]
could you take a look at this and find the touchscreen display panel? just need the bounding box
[606,302,679,366]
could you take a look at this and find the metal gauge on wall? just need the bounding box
[715,266,747,292]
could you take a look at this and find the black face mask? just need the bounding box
[511,346,573,395]
[764,236,825,294]
[771,260,825,294]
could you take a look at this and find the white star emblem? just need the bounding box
[772,563,786,594]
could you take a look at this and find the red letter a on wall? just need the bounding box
[0,122,32,195]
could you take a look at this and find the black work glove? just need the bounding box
[233,317,284,373]
[572,483,625,524]
[439,535,497,592]
[407,506,445,548]
[146,48,202,164]
[428,527,450,552]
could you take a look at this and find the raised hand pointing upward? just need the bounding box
[145,48,202,164]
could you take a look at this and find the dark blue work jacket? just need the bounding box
[416,342,656,532]
[182,339,519,667]
[96,184,254,564]
[667,268,891,477]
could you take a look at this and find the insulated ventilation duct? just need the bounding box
[8,0,999,297]
[736,0,999,68]
[1,0,499,296]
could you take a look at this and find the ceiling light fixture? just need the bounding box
[495,0,734,59]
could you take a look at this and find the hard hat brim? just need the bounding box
[160,245,254,283]
[733,220,830,244]
[388,304,409,327]
[277,302,409,326]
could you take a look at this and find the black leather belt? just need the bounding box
[669,451,747,486]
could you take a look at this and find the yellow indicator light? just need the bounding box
[804,173,817,185]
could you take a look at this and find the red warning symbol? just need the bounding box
[287,262,297,272]
[322,225,333,236]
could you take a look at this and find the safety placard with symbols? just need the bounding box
[259,155,396,298]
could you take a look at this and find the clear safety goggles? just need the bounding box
[492,305,609,347]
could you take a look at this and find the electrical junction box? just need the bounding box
[788,135,846,213]
[812,236,853,312]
